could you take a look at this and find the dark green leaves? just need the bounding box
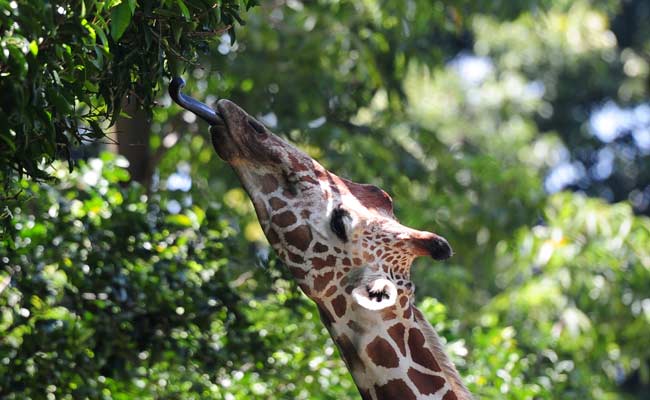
[176,0,191,21]
[110,1,133,41]
[0,155,269,398]
[0,0,255,189]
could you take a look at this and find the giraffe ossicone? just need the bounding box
[171,82,472,400]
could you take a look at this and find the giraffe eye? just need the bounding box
[367,285,390,302]
[330,207,349,242]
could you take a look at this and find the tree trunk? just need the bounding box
[109,98,152,188]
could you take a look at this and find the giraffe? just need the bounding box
[170,78,473,400]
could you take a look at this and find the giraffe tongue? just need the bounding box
[168,77,225,126]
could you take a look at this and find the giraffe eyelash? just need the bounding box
[367,285,390,302]
[330,207,349,242]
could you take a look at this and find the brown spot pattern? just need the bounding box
[347,320,364,333]
[260,174,279,194]
[407,367,446,395]
[288,154,309,171]
[271,210,297,227]
[289,266,307,280]
[374,379,416,400]
[366,337,399,369]
[358,388,372,400]
[311,255,337,270]
[302,176,319,185]
[443,390,458,400]
[413,308,426,322]
[266,228,281,246]
[408,328,441,371]
[282,189,296,198]
[313,242,329,253]
[336,334,364,373]
[316,303,334,327]
[286,251,304,264]
[324,285,337,297]
[269,197,287,210]
[387,323,406,356]
[313,271,334,292]
[381,310,397,321]
[284,225,312,251]
[331,295,347,318]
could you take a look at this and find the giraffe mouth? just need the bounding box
[209,102,232,159]
[168,79,286,164]
[209,99,282,164]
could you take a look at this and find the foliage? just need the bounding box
[0,155,310,398]
[3,158,648,399]
[2,0,650,399]
[0,0,255,184]
[472,193,650,399]
[472,1,650,214]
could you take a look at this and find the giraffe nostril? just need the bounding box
[247,118,267,135]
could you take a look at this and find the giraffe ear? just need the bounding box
[351,278,398,311]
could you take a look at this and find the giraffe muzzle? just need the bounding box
[412,234,453,260]
[170,77,280,162]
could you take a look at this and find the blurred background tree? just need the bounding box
[2,0,650,399]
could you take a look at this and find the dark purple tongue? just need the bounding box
[169,77,225,126]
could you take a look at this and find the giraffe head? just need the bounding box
[210,99,452,312]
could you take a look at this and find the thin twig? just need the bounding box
[187,25,232,37]
[0,189,23,202]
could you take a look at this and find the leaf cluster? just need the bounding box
[0,154,275,398]
[0,0,255,184]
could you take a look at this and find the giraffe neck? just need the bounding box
[317,301,472,400]
[411,309,472,400]
[242,177,471,399]
[169,94,471,399]
[196,98,470,399]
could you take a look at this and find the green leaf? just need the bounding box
[81,18,96,44]
[28,40,38,56]
[40,306,75,321]
[166,214,192,227]
[90,22,110,52]
[176,0,191,21]
[110,2,133,41]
